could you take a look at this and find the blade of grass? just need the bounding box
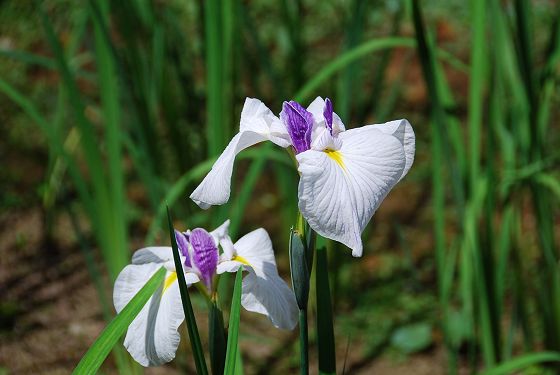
[92,0,129,283]
[0,78,92,215]
[205,0,225,157]
[296,37,415,101]
[224,268,243,375]
[480,352,560,375]
[167,207,208,375]
[410,1,463,370]
[40,5,129,281]
[72,266,166,374]
[336,0,367,120]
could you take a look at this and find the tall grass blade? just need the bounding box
[205,0,226,157]
[224,268,243,375]
[480,352,560,375]
[92,0,129,285]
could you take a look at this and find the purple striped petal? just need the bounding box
[280,100,314,154]
[323,98,333,135]
[189,228,218,289]
[174,230,192,267]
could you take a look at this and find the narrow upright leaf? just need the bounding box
[209,302,227,375]
[316,248,336,375]
[167,207,208,375]
[224,267,243,374]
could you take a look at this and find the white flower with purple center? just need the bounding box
[113,220,298,366]
[190,97,415,256]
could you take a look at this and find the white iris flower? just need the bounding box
[190,97,415,256]
[113,220,298,366]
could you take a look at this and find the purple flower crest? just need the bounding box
[281,100,314,154]
[189,228,218,289]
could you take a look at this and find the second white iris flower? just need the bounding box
[113,220,298,366]
[190,97,415,256]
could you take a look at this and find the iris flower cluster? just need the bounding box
[114,97,415,366]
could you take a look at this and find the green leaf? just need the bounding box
[72,266,166,374]
[480,352,560,375]
[390,323,433,354]
[535,173,560,201]
[224,267,243,374]
[316,247,336,375]
[167,207,208,375]
[209,302,227,375]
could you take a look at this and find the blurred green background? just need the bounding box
[0,0,559,373]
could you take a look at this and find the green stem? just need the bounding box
[299,309,309,375]
[290,215,312,375]
[316,248,336,375]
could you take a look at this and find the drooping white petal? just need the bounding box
[132,246,173,265]
[241,271,298,330]
[191,98,293,209]
[372,119,415,181]
[190,131,268,209]
[297,126,406,256]
[113,264,184,366]
[240,98,291,147]
[234,228,298,330]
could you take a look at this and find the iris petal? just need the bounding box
[234,228,298,329]
[297,126,406,256]
[189,228,219,289]
[372,119,416,181]
[113,263,184,366]
[323,97,333,134]
[190,98,289,209]
[280,100,314,154]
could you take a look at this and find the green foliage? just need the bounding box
[1,0,559,373]
[209,303,227,375]
[224,268,243,375]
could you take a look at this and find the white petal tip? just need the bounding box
[351,247,363,257]
[189,194,212,209]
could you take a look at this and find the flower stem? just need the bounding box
[299,308,309,375]
[290,213,313,375]
[316,247,336,374]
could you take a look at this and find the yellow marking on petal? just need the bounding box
[163,271,177,293]
[232,255,252,267]
[324,148,345,170]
